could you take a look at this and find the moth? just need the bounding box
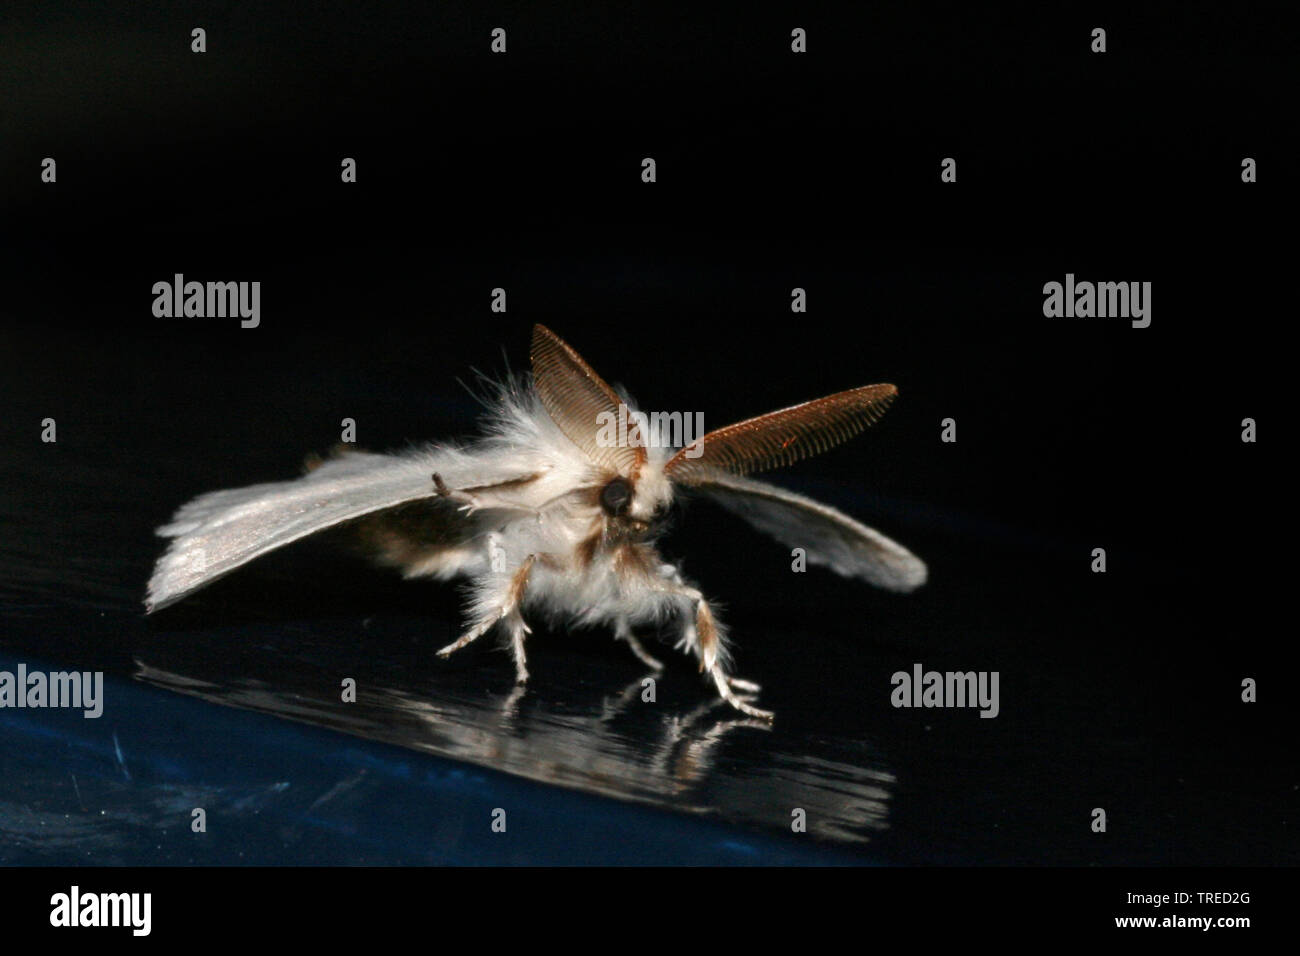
[146,325,926,719]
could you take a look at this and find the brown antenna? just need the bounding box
[531,324,646,478]
[664,384,898,484]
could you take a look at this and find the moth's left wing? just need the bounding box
[145,449,536,612]
[688,471,927,592]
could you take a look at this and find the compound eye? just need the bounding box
[600,477,633,516]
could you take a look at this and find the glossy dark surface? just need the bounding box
[0,332,1289,864]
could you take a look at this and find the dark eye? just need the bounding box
[600,477,633,516]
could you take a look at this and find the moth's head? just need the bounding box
[531,323,673,533]
[530,322,900,535]
[596,464,673,538]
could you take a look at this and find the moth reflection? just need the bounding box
[132,656,893,844]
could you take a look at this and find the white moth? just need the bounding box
[146,325,926,719]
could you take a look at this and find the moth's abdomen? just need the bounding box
[352,499,482,580]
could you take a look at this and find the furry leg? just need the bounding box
[431,472,483,514]
[506,616,531,683]
[614,617,664,670]
[433,471,549,518]
[504,604,532,684]
[660,577,773,721]
[437,554,536,684]
[436,617,495,659]
[692,598,774,721]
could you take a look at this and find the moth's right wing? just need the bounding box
[686,471,927,592]
[145,449,533,612]
[663,382,924,590]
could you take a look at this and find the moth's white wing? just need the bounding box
[146,448,532,612]
[689,471,927,592]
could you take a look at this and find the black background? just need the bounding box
[1,0,1293,877]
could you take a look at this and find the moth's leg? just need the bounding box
[435,617,496,659]
[432,470,547,516]
[503,556,536,684]
[436,554,537,684]
[667,622,737,690]
[692,598,773,721]
[655,566,764,697]
[613,617,664,671]
[431,472,484,515]
[658,579,774,721]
